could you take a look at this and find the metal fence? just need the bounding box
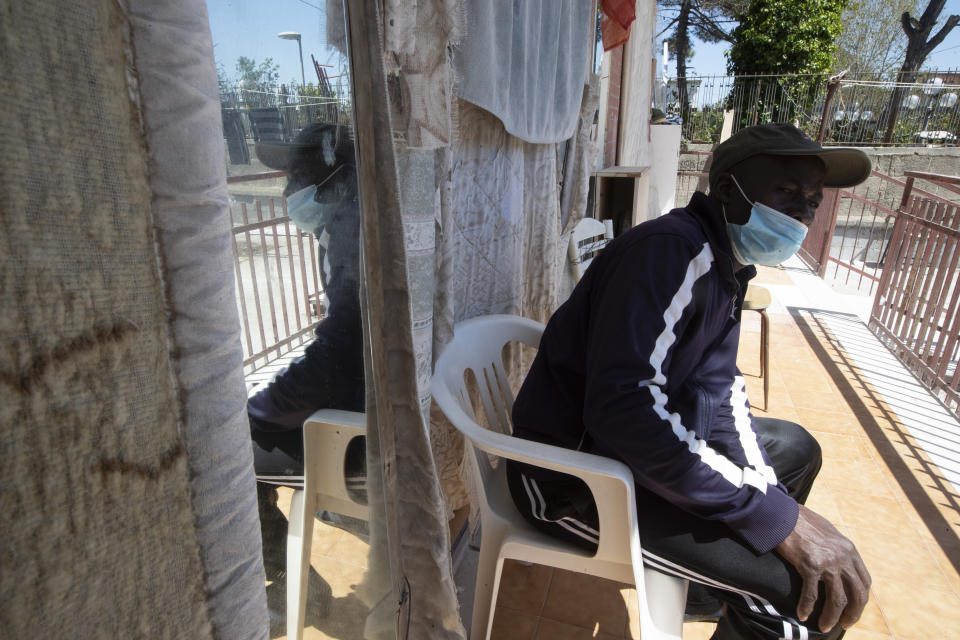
[870,172,960,417]
[657,71,960,146]
[798,171,908,295]
[228,172,326,373]
[219,82,353,169]
[219,78,352,113]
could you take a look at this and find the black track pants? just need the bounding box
[507,418,845,640]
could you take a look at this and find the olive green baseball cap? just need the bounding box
[709,123,871,188]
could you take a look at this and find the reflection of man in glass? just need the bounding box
[249,123,365,585]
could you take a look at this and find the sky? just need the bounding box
[657,0,960,79]
[206,0,960,86]
[206,0,346,87]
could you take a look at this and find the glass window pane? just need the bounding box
[207,2,375,637]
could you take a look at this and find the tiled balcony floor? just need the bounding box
[268,489,371,640]
[485,261,960,640]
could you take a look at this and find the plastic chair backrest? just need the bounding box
[302,409,368,521]
[431,315,544,505]
[569,217,611,278]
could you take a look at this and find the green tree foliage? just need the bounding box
[727,0,848,127]
[728,0,848,76]
[235,56,280,90]
[216,60,230,93]
[833,0,922,74]
[659,0,747,120]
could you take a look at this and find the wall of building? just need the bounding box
[617,1,656,169]
[593,2,680,228]
[601,47,624,168]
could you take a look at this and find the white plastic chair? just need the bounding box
[568,216,613,279]
[286,409,368,640]
[431,315,687,640]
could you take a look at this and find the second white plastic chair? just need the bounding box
[569,216,613,279]
[431,314,687,640]
[286,409,368,640]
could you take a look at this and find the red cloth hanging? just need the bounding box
[600,0,635,51]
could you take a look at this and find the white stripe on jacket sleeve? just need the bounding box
[730,375,778,484]
[639,243,777,494]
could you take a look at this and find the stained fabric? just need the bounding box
[339,0,602,632]
[453,0,593,144]
[0,0,255,637]
[558,73,602,299]
[448,100,563,323]
[347,1,467,638]
[383,0,461,149]
[445,95,599,329]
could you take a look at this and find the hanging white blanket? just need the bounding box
[454,0,594,144]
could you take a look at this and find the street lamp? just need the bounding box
[277,31,305,89]
[901,94,921,110]
[900,78,947,141]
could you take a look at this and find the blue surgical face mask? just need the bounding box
[725,175,808,266]
[285,184,331,236]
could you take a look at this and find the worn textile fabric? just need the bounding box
[0,1,219,638]
[454,0,593,144]
[448,100,566,326]
[428,99,577,516]
[383,0,460,148]
[397,150,443,426]
[346,0,466,637]
[429,147,469,512]
[556,73,601,300]
[392,148,475,517]
[432,147,457,359]
[559,74,600,233]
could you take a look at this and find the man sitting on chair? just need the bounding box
[506,124,872,640]
[248,123,366,594]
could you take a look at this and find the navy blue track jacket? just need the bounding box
[511,192,799,554]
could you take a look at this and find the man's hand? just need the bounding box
[775,504,871,632]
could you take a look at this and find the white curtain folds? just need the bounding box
[454,0,594,144]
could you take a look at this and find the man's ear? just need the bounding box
[709,173,735,204]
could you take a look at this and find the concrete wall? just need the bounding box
[683,144,960,181]
[647,125,682,220]
[863,146,960,180]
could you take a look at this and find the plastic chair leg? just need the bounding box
[287,488,316,640]
[760,309,769,410]
[470,527,508,640]
[638,569,687,640]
